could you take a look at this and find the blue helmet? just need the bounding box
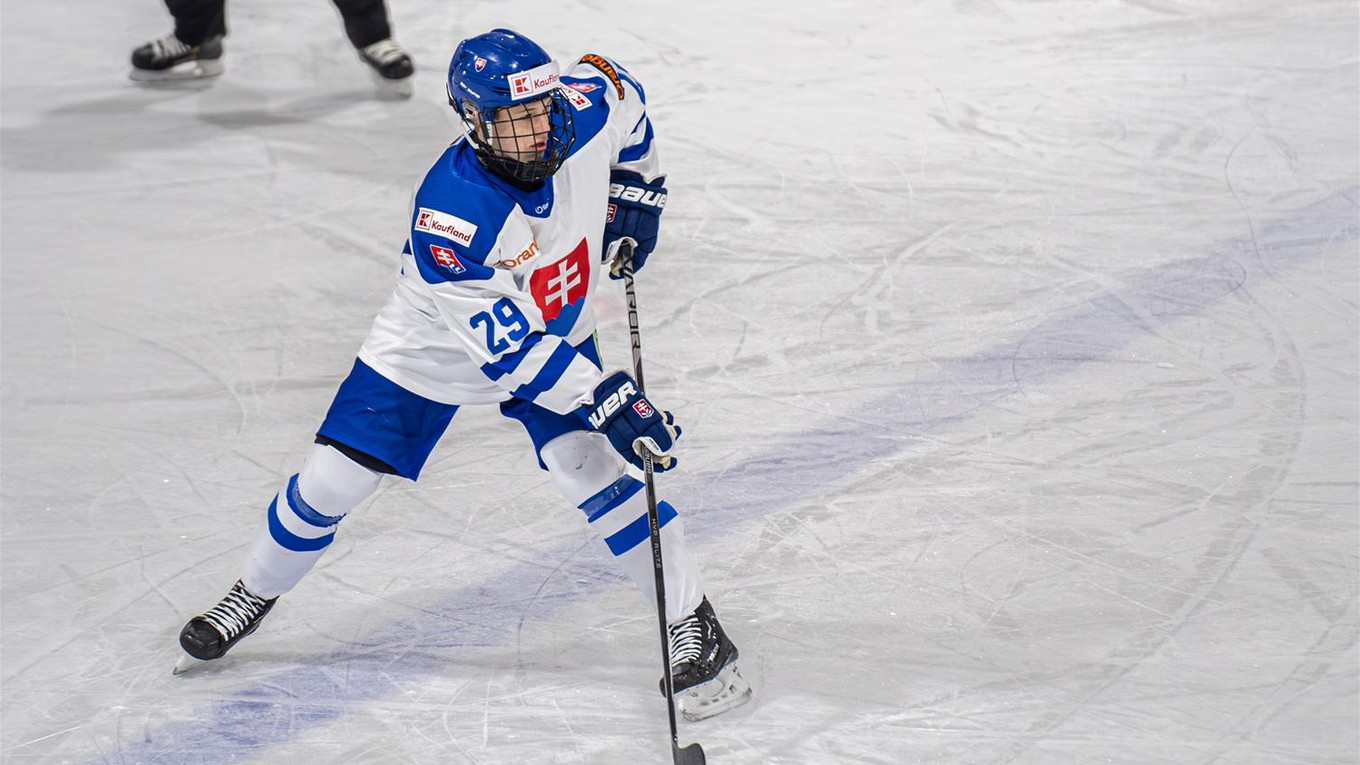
[447,29,576,184]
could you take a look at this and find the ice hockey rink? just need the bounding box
[2,0,1357,763]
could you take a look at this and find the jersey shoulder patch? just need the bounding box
[559,76,611,150]
[576,54,629,100]
[408,144,516,283]
[412,145,516,261]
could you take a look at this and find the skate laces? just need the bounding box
[149,33,193,60]
[668,613,706,666]
[361,39,408,65]
[200,581,268,639]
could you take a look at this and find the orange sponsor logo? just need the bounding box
[578,54,625,100]
[497,240,539,268]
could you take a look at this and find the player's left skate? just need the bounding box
[173,579,277,674]
[129,33,224,83]
[662,597,753,721]
[358,38,415,98]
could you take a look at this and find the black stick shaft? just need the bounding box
[618,243,705,765]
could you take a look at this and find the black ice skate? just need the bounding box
[130,33,224,83]
[173,579,276,675]
[662,597,753,721]
[357,38,415,98]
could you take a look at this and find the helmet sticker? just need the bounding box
[507,61,561,100]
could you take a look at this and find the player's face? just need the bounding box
[489,97,552,162]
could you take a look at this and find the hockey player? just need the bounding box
[173,28,752,722]
[130,0,415,95]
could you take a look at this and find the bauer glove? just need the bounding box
[603,170,667,279]
[585,371,681,472]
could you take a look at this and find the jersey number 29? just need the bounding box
[470,297,531,355]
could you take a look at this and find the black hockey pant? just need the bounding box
[165,0,393,49]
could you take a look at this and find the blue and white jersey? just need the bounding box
[357,55,660,415]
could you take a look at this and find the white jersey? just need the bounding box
[357,54,660,414]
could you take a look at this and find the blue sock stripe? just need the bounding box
[286,475,345,528]
[578,476,644,522]
[267,496,336,553]
[603,501,678,557]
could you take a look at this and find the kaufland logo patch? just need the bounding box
[415,207,478,245]
[429,245,466,273]
[508,62,560,98]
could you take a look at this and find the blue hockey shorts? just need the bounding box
[316,338,603,480]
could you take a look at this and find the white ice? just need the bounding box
[2,1,1357,764]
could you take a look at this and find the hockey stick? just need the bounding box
[617,240,707,765]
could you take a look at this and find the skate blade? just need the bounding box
[677,662,753,722]
[130,59,224,85]
[172,653,206,675]
[368,70,414,99]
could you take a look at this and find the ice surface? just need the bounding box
[2,1,1357,763]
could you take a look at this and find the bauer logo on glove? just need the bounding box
[603,169,668,279]
[587,377,641,427]
[585,371,681,471]
[608,182,667,208]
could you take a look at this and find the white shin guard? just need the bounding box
[540,431,704,623]
[242,444,383,598]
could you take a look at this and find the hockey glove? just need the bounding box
[603,170,667,279]
[586,371,682,472]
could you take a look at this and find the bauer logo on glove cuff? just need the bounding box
[588,380,638,428]
[608,183,667,209]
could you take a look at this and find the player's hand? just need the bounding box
[603,170,667,279]
[585,371,681,471]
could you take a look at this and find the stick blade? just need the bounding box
[674,742,706,765]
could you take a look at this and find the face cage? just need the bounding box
[466,90,576,185]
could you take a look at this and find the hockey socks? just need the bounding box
[540,431,703,622]
[242,444,382,598]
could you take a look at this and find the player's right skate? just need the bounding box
[173,579,276,675]
[663,597,754,721]
[130,33,224,83]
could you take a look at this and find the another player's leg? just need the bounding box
[130,0,227,82]
[175,443,383,672]
[330,0,415,97]
[537,429,754,720]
